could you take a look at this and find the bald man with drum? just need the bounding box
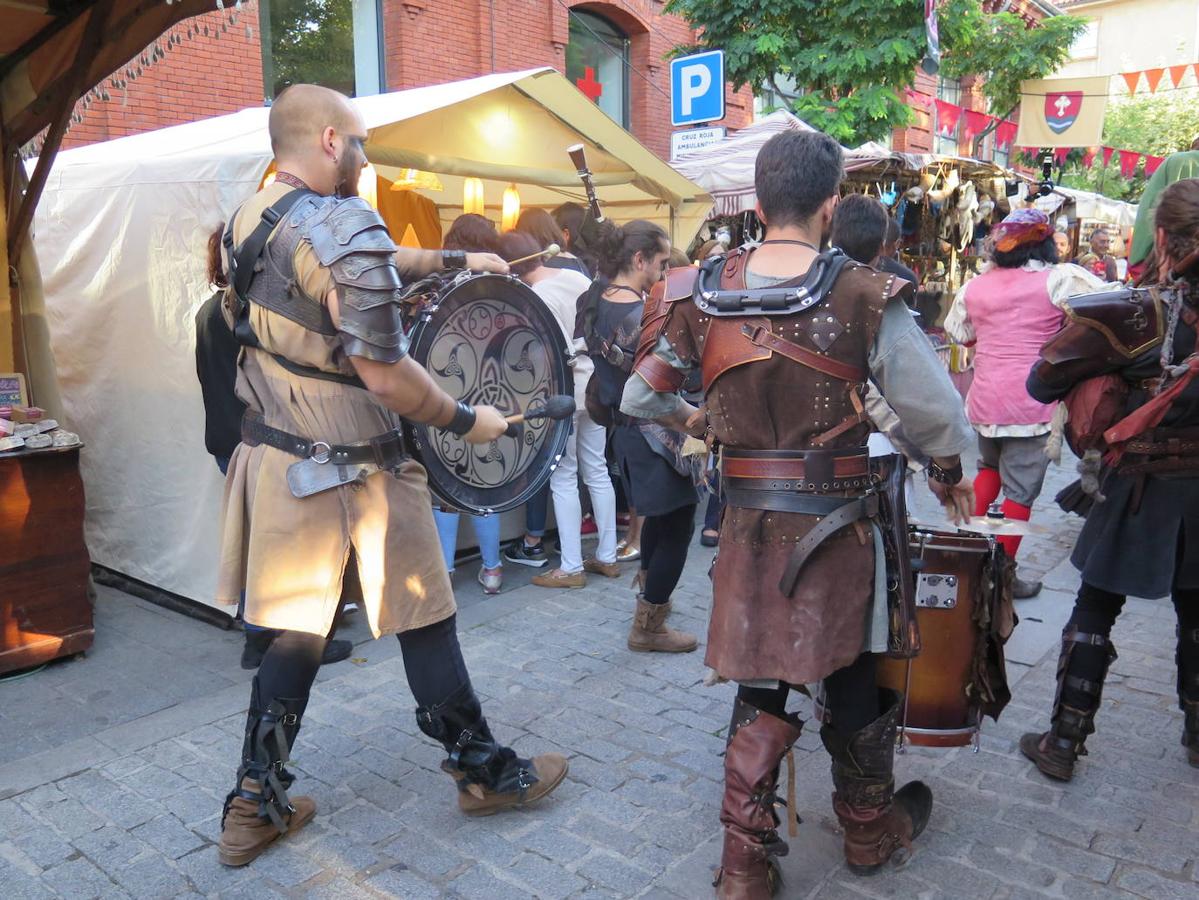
[213,84,567,866]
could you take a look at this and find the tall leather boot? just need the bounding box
[1176,624,1199,768]
[714,698,803,900]
[821,690,933,876]
[417,684,568,816]
[1020,626,1116,781]
[218,678,316,866]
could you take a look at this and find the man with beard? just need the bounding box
[622,130,975,892]
[213,84,567,866]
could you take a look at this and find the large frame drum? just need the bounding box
[877,528,996,748]
[402,273,572,515]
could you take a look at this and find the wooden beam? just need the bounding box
[0,146,16,373]
[7,0,114,267]
[0,0,92,83]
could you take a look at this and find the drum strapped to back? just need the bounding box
[400,272,573,515]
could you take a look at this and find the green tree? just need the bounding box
[1056,91,1199,201]
[264,0,355,99]
[664,0,1085,146]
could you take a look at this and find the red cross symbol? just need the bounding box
[576,66,603,103]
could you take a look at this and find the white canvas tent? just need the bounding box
[671,110,1015,218]
[32,68,711,610]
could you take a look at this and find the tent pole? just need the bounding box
[0,140,14,373]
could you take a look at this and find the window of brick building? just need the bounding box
[259,0,383,101]
[566,10,630,129]
[934,76,961,156]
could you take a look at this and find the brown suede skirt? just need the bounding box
[705,504,875,685]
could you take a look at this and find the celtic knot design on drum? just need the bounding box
[425,298,552,488]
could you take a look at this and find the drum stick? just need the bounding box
[505,243,561,268]
[504,395,576,436]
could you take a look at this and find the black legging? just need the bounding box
[737,652,880,734]
[639,504,697,605]
[255,614,473,711]
[1063,581,1199,708]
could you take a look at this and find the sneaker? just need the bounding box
[580,515,598,536]
[504,540,549,568]
[532,568,586,588]
[583,558,621,578]
[477,566,503,595]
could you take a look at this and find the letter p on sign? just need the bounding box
[670,50,725,127]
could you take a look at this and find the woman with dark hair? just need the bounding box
[443,213,499,255]
[497,231,620,588]
[945,208,1107,597]
[1021,177,1199,778]
[432,214,506,594]
[584,219,699,653]
[551,201,596,277]
[515,208,589,277]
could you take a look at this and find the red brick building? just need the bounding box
[57,1,753,160]
[894,0,1061,161]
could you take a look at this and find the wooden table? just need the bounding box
[0,445,93,674]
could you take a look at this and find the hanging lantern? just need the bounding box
[358,163,379,210]
[501,183,521,232]
[462,177,485,215]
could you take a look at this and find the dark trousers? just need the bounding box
[639,503,696,605]
[1064,581,1199,710]
[255,614,472,718]
[737,652,880,734]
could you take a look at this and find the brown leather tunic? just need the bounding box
[638,256,901,684]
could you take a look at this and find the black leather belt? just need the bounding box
[241,410,408,468]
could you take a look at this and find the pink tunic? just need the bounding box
[962,267,1064,426]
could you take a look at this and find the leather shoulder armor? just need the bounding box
[1044,286,1163,367]
[632,266,699,392]
[1065,286,1163,358]
[1034,286,1164,397]
[298,195,407,363]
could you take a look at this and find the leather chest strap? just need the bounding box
[740,323,866,383]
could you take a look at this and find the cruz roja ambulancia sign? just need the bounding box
[670,126,726,161]
[670,50,725,127]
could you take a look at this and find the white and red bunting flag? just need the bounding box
[1015,76,1108,148]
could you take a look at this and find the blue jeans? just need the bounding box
[434,509,502,571]
[525,485,550,539]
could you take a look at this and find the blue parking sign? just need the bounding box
[670,50,725,127]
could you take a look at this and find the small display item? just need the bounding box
[0,373,27,408]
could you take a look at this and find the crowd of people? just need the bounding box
[197,83,1199,896]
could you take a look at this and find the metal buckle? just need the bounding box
[310,441,332,464]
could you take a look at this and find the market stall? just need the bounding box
[0,0,213,673]
[31,68,712,612]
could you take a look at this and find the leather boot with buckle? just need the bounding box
[714,698,804,900]
[218,679,316,866]
[822,690,932,876]
[417,684,567,816]
[1021,626,1116,782]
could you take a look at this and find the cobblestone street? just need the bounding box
[2,455,1197,899]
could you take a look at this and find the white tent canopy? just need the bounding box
[32,68,710,609]
[1033,185,1138,228]
[671,111,817,217]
